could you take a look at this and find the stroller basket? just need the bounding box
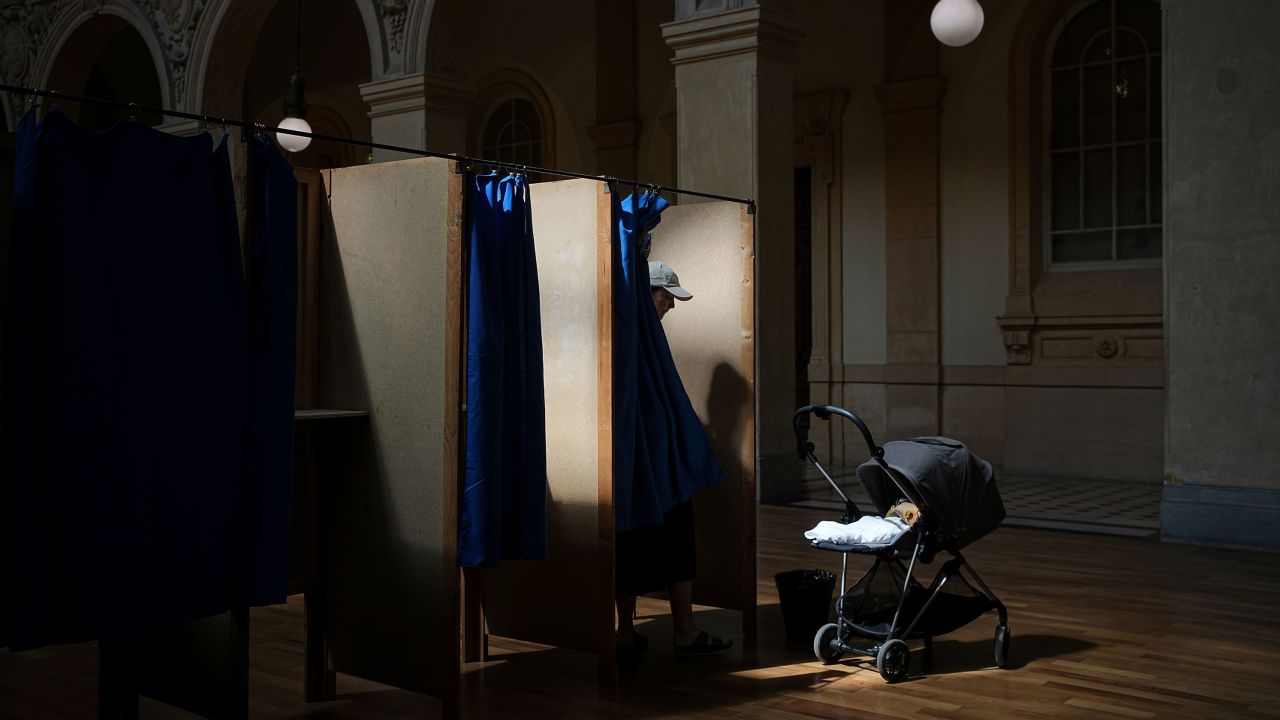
[838,557,995,639]
[794,404,1011,684]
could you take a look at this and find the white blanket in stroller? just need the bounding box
[804,517,911,546]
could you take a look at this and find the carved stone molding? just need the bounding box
[1094,335,1119,359]
[360,72,427,119]
[378,0,408,70]
[997,314,1163,366]
[793,90,847,141]
[138,0,209,108]
[662,3,804,65]
[2,1,67,128]
[1003,329,1032,365]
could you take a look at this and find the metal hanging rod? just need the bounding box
[1,83,756,210]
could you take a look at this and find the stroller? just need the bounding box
[793,405,1010,683]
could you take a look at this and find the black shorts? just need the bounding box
[615,500,696,598]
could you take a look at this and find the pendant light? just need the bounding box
[276,0,312,152]
[930,0,985,47]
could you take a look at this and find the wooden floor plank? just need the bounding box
[3,504,1280,718]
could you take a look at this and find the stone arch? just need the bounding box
[189,0,387,117]
[34,2,170,111]
[410,0,470,76]
[404,0,437,74]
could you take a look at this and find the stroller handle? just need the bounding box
[793,405,883,461]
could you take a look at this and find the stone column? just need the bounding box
[1162,0,1280,550]
[359,72,427,162]
[663,0,803,501]
[876,0,944,440]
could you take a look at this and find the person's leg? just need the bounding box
[668,580,696,645]
[616,595,638,646]
[667,580,733,653]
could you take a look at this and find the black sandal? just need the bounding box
[615,632,649,665]
[673,629,733,656]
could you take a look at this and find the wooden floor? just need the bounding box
[3,504,1280,719]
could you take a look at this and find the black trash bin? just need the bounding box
[774,569,836,644]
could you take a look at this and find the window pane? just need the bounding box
[483,112,504,148]
[482,98,544,169]
[1051,152,1081,230]
[530,142,542,167]
[1084,149,1113,228]
[1115,27,1147,58]
[1117,227,1161,259]
[1051,68,1080,149]
[1083,63,1113,145]
[1150,141,1162,225]
[1052,230,1113,262]
[513,99,540,137]
[1084,31,1113,63]
[1117,0,1161,54]
[1117,144,1147,226]
[1054,0,1111,66]
[1116,58,1147,142]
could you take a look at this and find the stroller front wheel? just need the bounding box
[813,623,843,665]
[876,639,910,683]
[994,624,1011,669]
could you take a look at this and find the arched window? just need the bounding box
[480,97,543,166]
[1047,0,1161,264]
[469,70,557,172]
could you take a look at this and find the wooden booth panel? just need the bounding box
[481,179,612,662]
[320,157,460,703]
[648,202,757,631]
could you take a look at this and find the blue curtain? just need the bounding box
[612,189,724,532]
[241,135,298,607]
[457,172,547,568]
[1,109,296,649]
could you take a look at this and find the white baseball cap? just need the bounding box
[648,260,692,300]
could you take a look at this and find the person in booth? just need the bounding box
[614,260,734,661]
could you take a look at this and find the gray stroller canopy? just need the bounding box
[855,437,1005,550]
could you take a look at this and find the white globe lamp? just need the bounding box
[930,0,985,47]
[276,0,312,153]
[277,114,312,153]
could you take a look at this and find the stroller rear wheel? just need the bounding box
[876,639,910,683]
[813,623,843,665]
[994,624,1011,669]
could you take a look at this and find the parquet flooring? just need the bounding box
[3,504,1279,719]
